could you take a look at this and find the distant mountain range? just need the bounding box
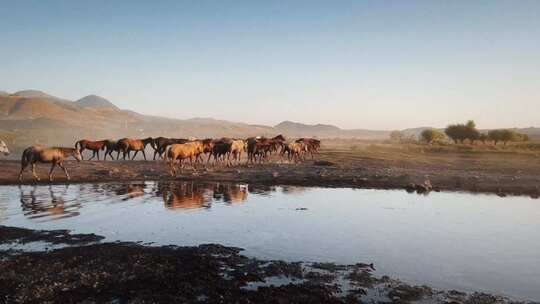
[274,121,390,139]
[0,89,538,153]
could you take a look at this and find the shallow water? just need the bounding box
[0,181,539,300]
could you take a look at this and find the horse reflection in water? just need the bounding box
[114,183,147,201]
[16,182,253,220]
[19,185,81,221]
[156,182,248,210]
[158,182,213,210]
[213,183,248,204]
[247,184,278,196]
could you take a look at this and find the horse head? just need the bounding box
[73,149,83,162]
[0,140,9,156]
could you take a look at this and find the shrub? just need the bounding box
[420,128,445,144]
[488,129,520,145]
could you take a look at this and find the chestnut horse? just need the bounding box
[0,140,9,156]
[152,137,189,160]
[19,146,82,182]
[117,137,154,160]
[165,142,201,176]
[75,139,107,160]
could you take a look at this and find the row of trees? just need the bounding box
[391,120,530,145]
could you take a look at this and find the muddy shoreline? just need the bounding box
[0,225,527,303]
[1,155,540,197]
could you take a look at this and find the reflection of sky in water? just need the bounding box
[1,182,539,301]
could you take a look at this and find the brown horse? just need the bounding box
[165,142,201,176]
[117,137,154,160]
[19,146,82,182]
[246,135,286,164]
[281,142,307,163]
[295,138,321,159]
[152,137,189,160]
[103,139,121,161]
[228,139,246,165]
[75,139,107,160]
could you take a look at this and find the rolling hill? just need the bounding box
[0,89,538,155]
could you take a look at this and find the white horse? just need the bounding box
[0,140,9,156]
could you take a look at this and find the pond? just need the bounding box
[0,181,539,301]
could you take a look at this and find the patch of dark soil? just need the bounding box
[346,268,378,288]
[388,284,432,303]
[0,225,104,245]
[311,262,348,272]
[0,226,525,304]
[0,239,351,303]
[465,292,506,304]
[313,160,337,166]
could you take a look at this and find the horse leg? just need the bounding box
[19,163,28,181]
[180,159,186,174]
[31,163,40,181]
[49,163,56,182]
[96,150,100,161]
[142,150,147,161]
[189,156,196,171]
[132,150,139,160]
[88,151,95,161]
[58,162,70,181]
[169,159,175,176]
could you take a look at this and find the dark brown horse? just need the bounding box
[19,146,82,182]
[246,135,285,163]
[103,140,121,161]
[75,139,107,160]
[117,137,154,160]
[152,137,189,160]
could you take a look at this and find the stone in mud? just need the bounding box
[405,180,433,194]
[465,292,504,304]
[388,284,431,303]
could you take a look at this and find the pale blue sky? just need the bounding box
[1,1,539,129]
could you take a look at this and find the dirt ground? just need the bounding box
[2,142,540,197]
[0,225,521,303]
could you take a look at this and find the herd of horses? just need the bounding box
[6,135,321,182]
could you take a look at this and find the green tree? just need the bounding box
[420,128,444,144]
[488,129,518,145]
[445,120,480,144]
[465,120,480,144]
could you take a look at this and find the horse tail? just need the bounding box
[75,140,82,151]
[20,147,33,168]
[163,145,172,161]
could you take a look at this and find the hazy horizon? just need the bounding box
[1,1,539,130]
